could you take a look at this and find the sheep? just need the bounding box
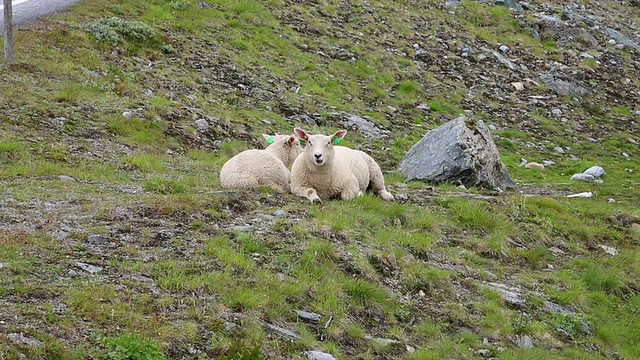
[219,134,303,194]
[290,128,394,203]
[524,162,545,171]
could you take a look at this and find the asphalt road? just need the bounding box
[0,0,80,31]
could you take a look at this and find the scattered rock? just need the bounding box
[223,321,237,332]
[122,111,133,119]
[303,351,337,360]
[511,82,524,91]
[519,158,528,166]
[394,193,409,200]
[273,210,287,218]
[544,301,573,315]
[266,323,300,340]
[551,109,563,117]
[570,173,594,181]
[539,74,590,98]
[583,166,605,177]
[514,335,533,349]
[58,175,76,182]
[488,124,497,130]
[341,113,390,139]
[232,225,254,232]
[75,261,103,274]
[87,234,108,245]
[495,0,525,12]
[477,349,491,357]
[566,192,593,198]
[398,116,514,191]
[499,44,510,53]
[525,162,545,171]
[194,119,209,130]
[486,282,526,307]
[294,309,322,323]
[608,198,616,203]
[142,89,154,97]
[598,244,619,256]
[622,152,630,158]
[554,146,565,154]
[7,333,42,347]
[543,160,556,166]
[605,28,640,52]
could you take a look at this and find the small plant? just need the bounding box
[144,176,188,194]
[105,332,166,360]
[82,17,157,45]
[170,0,190,11]
[397,80,420,94]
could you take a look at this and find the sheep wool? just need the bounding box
[291,128,394,203]
[219,134,303,194]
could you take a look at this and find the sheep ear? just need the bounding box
[294,128,308,140]
[262,134,271,140]
[287,136,296,145]
[331,129,347,144]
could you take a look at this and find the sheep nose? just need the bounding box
[314,154,322,160]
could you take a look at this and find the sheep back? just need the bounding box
[220,149,291,193]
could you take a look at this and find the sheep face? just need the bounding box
[262,134,304,167]
[294,128,347,167]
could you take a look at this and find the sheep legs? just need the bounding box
[361,153,394,201]
[292,185,322,204]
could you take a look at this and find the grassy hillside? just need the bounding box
[0,0,639,359]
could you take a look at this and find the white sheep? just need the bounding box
[219,134,303,194]
[290,128,394,203]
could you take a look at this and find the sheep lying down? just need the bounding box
[291,128,394,203]
[219,134,303,194]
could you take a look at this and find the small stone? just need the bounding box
[478,54,487,61]
[607,198,616,203]
[542,160,556,166]
[122,111,133,119]
[87,234,108,245]
[142,89,154,97]
[224,321,237,332]
[387,106,397,112]
[615,44,625,50]
[544,301,573,314]
[554,146,565,154]
[499,45,509,53]
[551,108,563,117]
[519,158,528,166]
[75,262,103,274]
[570,173,593,182]
[406,345,416,353]
[622,152,630,157]
[195,119,209,130]
[488,124,497,131]
[294,309,322,323]
[580,52,595,59]
[232,225,254,232]
[416,103,431,110]
[583,166,604,177]
[587,138,598,143]
[394,193,408,200]
[566,192,593,198]
[266,323,300,340]
[260,119,272,125]
[0,263,4,269]
[598,245,618,256]
[477,349,491,357]
[273,210,287,217]
[487,282,525,307]
[514,335,533,349]
[58,175,76,182]
[511,82,524,91]
[625,168,633,173]
[68,269,79,277]
[444,1,459,8]
[303,351,337,360]
[7,333,42,347]
[608,39,616,45]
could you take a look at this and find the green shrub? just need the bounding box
[105,332,166,360]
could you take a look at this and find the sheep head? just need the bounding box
[294,128,347,167]
[263,134,303,167]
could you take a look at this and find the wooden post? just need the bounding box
[3,0,13,62]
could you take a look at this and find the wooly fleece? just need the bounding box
[219,134,303,194]
[291,128,394,203]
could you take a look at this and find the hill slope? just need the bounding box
[0,0,639,359]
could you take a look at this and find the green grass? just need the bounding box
[0,0,639,358]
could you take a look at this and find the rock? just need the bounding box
[495,0,525,11]
[58,175,76,182]
[551,109,563,117]
[514,335,533,349]
[511,82,524,91]
[223,321,237,332]
[608,39,617,45]
[232,225,254,232]
[487,282,525,307]
[398,116,514,191]
[477,349,491,357]
[303,351,337,360]
[566,192,593,198]
[499,44,510,53]
[583,166,605,177]
[406,345,416,353]
[544,301,573,314]
[273,210,287,218]
[525,162,545,171]
[7,333,42,347]
[394,193,408,200]
[539,74,590,98]
[122,111,133,119]
[605,28,640,52]
[87,234,108,245]
[615,44,625,50]
[598,244,618,256]
[342,113,390,139]
[68,269,79,277]
[294,309,322,323]
[194,119,209,130]
[608,198,616,203]
[622,152,630,158]
[554,146,565,154]
[519,158,528,166]
[492,50,516,69]
[75,261,103,274]
[142,89,154,97]
[570,173,594,182]
[488,124,497,131]
[543,160,556,166]
[416,103,431,111]
[266,323,300,340]
[587,138,598,143]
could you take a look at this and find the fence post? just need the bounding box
[3,0,13,62]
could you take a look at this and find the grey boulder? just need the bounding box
[398,116,514,191]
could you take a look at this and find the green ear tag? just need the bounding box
[332,138,342,145]
[299,139,306,145]
[266,137,274,144]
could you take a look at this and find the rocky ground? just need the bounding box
[0,0,639,359]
